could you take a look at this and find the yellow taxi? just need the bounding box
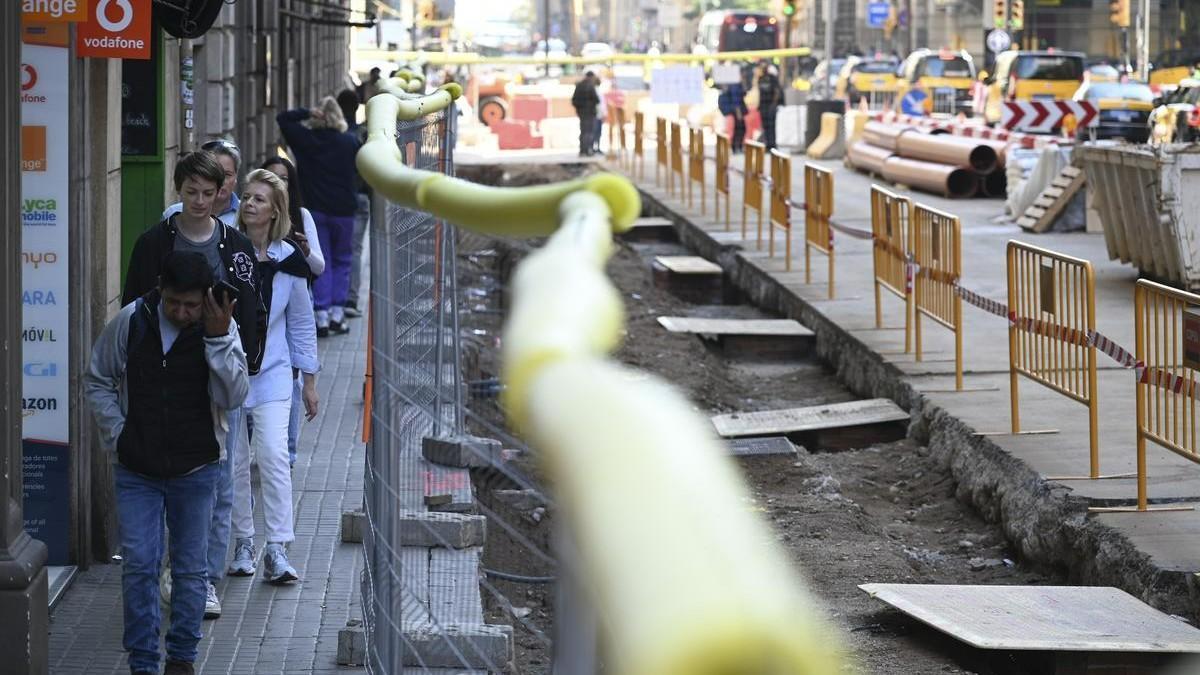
[896,48,976,115]
[835,55,901,106]
[1150,48,1200,89]
[1072,80,1154,143]
[982,50,1085,124]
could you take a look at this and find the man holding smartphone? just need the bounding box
[122,150,264,620]
[86,251,250,675]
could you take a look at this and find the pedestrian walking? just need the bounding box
[718,81,749,152]
[593,74,606,154]
[336,88,371,319]
[757,63,784,150]
[122,151,264,619]
[262,155,325,469]
[85,251,250,675]
[227,169,320,584]
[276,97,362,337]
[163,139,242,226]
[572,71,600,156]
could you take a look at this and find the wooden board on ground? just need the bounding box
[711,398,908,438]
[657,316,814,337]
[653,255,722,274]
[726,436,801,456]
[621,217,677,242]
[629,217,673,228]
[859,583,1200,652]
[1018,165,1085,233]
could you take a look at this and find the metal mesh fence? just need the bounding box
[362,103,565,674]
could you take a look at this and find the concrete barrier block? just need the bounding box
[399,511,486,548]
[423,435,503,469]
[806,112,846,160]
[337,619,366,665]
[402,623,513,670]
[340,509,366,543]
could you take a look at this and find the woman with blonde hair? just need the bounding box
[276,96,362,337]
[226,169,320,583]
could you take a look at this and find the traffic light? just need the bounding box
[783,0,797,18]
[994,0,1007,29]
[1109,0,1129,26]
[1011,0,1024,29]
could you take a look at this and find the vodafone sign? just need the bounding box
[76,0,151,60]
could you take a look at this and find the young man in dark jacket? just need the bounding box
[757,63,785,150]
[718,82,749,151]
[572,71,600,156]
[121,151,263,618]
[86,251,250,675]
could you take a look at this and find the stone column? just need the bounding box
[0,4,50,673]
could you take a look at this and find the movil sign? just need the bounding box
[76,0,152,60]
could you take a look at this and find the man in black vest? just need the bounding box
[85,252,250,675]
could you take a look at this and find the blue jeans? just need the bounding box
[115,461,219,672]
[288,376,302,467]
[207,407,242,583]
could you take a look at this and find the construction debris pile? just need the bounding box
[846,121,1007,198]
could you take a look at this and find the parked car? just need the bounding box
[1148,79,1200,144]
[1073,81,1154,143]
[896,48,976,116]
[835,55,901,106]
[580,42,614,60]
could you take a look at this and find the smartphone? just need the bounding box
[212,280,239,305]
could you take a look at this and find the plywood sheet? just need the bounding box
[726,436,800,456]
[653,255,722,274]
[657,316,814,337]
[629,217,674,228]
[711,398,908,438]
[859,583,1200,652]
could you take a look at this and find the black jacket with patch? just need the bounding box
[122,216,266,374]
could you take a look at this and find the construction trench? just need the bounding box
[451,164,1197,674]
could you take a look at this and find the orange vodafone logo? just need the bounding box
[76,0,150,60]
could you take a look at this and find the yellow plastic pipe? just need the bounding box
[355,46,813,66]
[503,191,843,675]
[356,87,640,237]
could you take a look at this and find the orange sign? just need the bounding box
[22,0,87,22]
[76,0,152,60]
[21,126,48,173]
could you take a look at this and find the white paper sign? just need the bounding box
[20,43,70,445]
[651,65,704,104]
[713,64,742,85]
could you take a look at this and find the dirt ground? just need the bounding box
[455,224,1195,673]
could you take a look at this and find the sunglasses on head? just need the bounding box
[201,139,240,153]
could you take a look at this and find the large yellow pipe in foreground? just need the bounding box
[503,191,843,675]
[357,46,813,67]
[356,85,640,236]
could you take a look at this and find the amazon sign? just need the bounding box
[76,0,151,60]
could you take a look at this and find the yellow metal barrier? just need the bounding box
[1006,241,1107,479]
[633,111,646,181]
[912,204,963,390]
[715,133,731,231]
[670,121,685,198]
[688,126,706,214]
[1101,280,1200,511]
[870,185,912,352]
[656,117,668,188]
[610,106,628,163]
[768,149,793,270]
[742,140,766,246]
[803,163,834,297]
[362,83,844,674]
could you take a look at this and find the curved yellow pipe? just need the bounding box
[356,86,640,237]
[355,46,813,66]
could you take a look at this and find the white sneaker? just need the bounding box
[159,564,172,606]
[227,537,256,576]
[204,582,221,620]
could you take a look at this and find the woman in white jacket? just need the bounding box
[227,169,320,583]
[262,156,323,469]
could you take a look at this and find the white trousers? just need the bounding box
[230,398,295,543]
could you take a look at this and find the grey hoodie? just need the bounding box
[84,301,251,462]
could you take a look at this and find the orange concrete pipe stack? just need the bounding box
[846,121,1008,199]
